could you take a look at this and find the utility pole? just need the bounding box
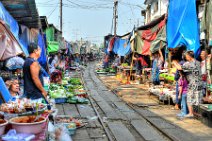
[114,0,118,36]
[60,0,63,34]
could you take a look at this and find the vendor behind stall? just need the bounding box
[4,76,21,101]
[49,52,62,74]
[112,55,120,72]
[133,54,148,76]
[200,49,211,96]
[56,55,66,72]
[103,54,109,69]
[151,49,164,85]
[50,70,62,84]
[23,43,47,100]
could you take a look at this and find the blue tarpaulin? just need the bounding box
[167,0,200,56]
[0,2,19,39]
[113,38,131,56]
[38,34,47,66]
[18,38,29,56]
[0,77,12,103]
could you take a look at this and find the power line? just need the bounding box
[47,5,58,18]
[64,0,112,9]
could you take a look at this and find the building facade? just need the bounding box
[142,0,168,24]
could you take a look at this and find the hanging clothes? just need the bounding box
[167,0,200,56]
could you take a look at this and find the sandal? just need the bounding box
[171,107,180,110]
[184,114,194,118]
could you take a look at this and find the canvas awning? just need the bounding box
[47,41,59,53]
[134,15,166,55]
[0,21,23,61]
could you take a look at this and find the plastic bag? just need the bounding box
[2,129,35,141]
[5,56,25,70]
[50,124,72,141]
[48,122,55,133]
[58,129,73,141]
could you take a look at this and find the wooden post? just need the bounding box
[130,51,135,77]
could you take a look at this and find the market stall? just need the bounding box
[0,98,51,140]
[49,71,89,104]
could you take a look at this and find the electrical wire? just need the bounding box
[64,0,112,9]
[47,5,58,18]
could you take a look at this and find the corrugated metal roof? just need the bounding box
[1,0,40,28]
[40,16,49,31]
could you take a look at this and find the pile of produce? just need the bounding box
[49,77,89,104]
[96,67,115,73]
[159,73,175,82]
[69,78,82,85]
[121,63,128,68]
[96,69,106,73]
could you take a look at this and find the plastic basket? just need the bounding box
[54,98,67,104]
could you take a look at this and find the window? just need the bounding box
[147,6,151,23]
[154,1,158,13]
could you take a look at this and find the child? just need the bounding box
[177,70,188,117]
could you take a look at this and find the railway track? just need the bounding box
[81,63,177,141]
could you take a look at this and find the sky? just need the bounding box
[35,0,145,45]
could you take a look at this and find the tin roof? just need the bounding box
[1,0,40,28]
[40,16,49,30]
